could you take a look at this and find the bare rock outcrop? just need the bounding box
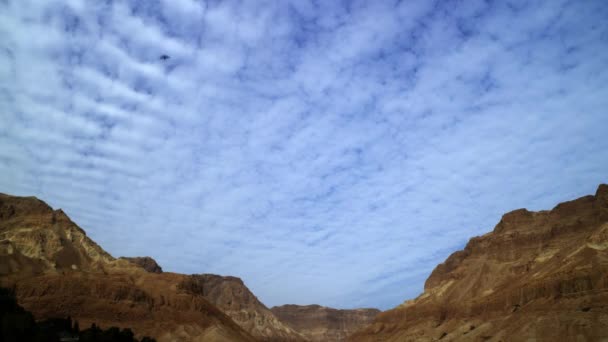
[0,194,113,276]
[271,304,380,341]
[349,184,608,342]
[120,256,163,273]
[179,274,307,341]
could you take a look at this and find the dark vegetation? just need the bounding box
[0,287,155,342]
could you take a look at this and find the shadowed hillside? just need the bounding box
[0,287,156,342]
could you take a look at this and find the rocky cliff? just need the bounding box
[0,192,278,341]
[0,194,113,276]
[179,274,306,341]
[271,304,380,341]
[349,184,608,342]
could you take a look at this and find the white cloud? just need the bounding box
[1,0,607,311]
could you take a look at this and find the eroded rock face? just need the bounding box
[0,193,255,342]
[0,194,113,275]
[350,184,608,342]
[120,256,163,273]
[271,304,380,342]
[179,274,306,341]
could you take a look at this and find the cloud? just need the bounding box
[1,0,608,310]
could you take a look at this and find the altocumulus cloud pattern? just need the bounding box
[1,0,608,310]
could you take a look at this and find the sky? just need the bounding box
[1,0,608,310]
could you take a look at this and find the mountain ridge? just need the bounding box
[3,185,607,341]
[271,304,380,341]
[349,184,608,342]
[178,273,307,341]
[0,192,297,341]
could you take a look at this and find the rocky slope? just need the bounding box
[118,258,304,341]
[179,274,306,341]
[0,192,287,341]
[120,256,163,273]
[350,184,608,342]
[271,304,379,341]
[0,194,113,276]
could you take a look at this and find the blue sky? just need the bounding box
[1,0,608,310]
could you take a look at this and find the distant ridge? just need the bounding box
[271,304,380,341]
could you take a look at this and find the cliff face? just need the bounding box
[0,194,113,276]
[350,184,608,342]
[179,274,306,341]
[0,193,255,342]
[271,304,380,342]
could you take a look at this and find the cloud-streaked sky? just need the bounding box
[1,0,608,310]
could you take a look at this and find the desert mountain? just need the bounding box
[271,304,379,341]
[0,193,297,341]
[117,258,304,341]
[350,184,608,342]
[179,274,307,341]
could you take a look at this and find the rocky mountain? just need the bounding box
[120,256,163,273]
[350,184,608,342]
[179,274,306,341]
[271,304,380,341]
[0,194,113,276]
[0,193,296,341]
